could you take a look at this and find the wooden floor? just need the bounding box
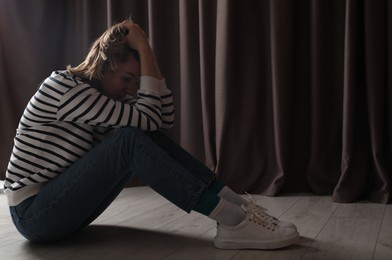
[0,186,391,260]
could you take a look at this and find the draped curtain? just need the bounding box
[1,0,391,203]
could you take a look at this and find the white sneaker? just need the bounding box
[214,204,299,250]
[245,192,297,229]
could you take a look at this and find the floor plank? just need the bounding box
[373,204,392,260]
[302,202,385,260]
[107,212,215,259]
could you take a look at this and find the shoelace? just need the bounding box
[244,192,279,225]
[241,204,277,231]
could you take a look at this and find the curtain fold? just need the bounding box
[1,0,391,203]
[198,0,218,170]
[364,0,390,203]
[337,0,369,203]
[336,0,391,203]
[268,0,295,194]
[307,0,346,197]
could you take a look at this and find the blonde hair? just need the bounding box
[67,22,138,80]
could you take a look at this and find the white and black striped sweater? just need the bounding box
[4,70,174,206]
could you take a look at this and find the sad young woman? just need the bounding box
[4,20,299,249]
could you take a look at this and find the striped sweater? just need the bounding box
[4,70,174,206]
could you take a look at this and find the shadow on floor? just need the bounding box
[22,225,213,259]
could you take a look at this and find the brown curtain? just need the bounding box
[1,0,391,203]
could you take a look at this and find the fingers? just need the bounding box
[121,21,146,36]
[121,21,149,51]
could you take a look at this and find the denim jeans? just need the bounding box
[9,127,216,242]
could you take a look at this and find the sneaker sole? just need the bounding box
[213,231,300,250]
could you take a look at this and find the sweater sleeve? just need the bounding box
[159,79,175,129]
[57,77,163,131]
[114,77,174,129]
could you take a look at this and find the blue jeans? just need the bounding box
[9,128,216,242]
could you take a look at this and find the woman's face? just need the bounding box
[101,56,141,100]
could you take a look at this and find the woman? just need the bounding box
[4,20,299,249]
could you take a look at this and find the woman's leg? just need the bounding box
[144,131,217,187]
[10,128,210,242]
[9,127,299,249]
[143,131,248,226]
[144,131,249,205]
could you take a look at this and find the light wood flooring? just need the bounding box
[0,186,391,260]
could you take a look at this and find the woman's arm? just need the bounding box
[159,80,175,129]
[55,74,163,131]
[122,21,163,80]
[121,21,174,129]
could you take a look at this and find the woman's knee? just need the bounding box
[117,127,145,139]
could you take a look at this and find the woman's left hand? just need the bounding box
[121,21,151,53]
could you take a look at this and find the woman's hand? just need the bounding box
[121,20,163,80]
[121,21,150,52]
